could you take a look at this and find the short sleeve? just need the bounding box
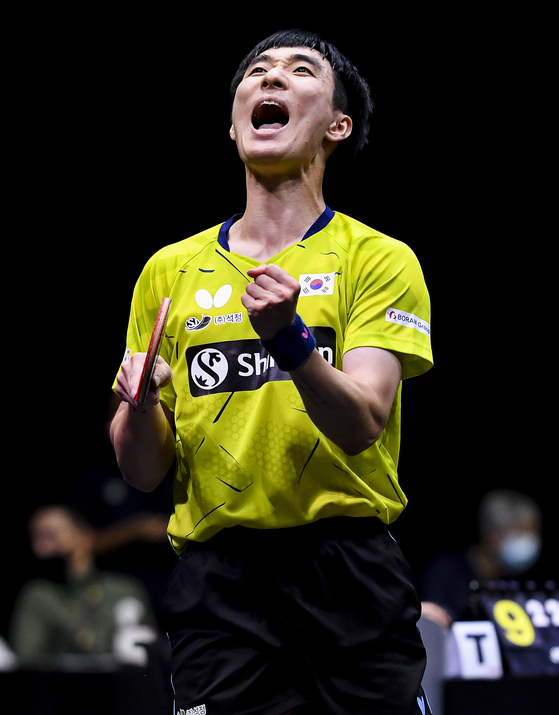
[343,234,433,379]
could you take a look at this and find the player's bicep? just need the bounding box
[343,346,402,423]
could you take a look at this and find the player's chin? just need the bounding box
[240,136,295,166]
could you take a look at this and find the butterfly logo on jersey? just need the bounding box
[186,284,242,331]
[195,285,233,310]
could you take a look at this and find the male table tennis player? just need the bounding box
[112,29,433,715]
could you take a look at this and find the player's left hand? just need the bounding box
[242,264,301,341]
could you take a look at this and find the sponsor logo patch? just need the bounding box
[186,327,336,397]
[385,308,430,337]
[177,706,206,715]
[185,315,212,332]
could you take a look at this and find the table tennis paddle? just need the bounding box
[136,297,172,404]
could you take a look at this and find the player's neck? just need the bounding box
[228,170,326,261]
[66,549,95,580]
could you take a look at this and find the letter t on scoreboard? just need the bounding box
[450,621,504,679]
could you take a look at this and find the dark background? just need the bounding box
[4,10,553,640]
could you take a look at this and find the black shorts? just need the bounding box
[160,517,431,715]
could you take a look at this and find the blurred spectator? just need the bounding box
[9,505,158,667]
[67,440,176,613]
[420,488,543,626]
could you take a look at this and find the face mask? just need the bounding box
[499,533,542,574]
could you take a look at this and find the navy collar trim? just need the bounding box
[217,206,335,252]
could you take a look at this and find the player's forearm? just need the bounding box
[110,401,175,492]
[290,349,398,456]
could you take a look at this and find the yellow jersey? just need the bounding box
[117,209,433,552]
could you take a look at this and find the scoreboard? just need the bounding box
[448,581,559,677]
[479,582,559,675]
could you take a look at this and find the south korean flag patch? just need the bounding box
[299,272,336,296]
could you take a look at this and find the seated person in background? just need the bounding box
[420,488,543,626]
[9,505,157,666]
[68,447,176,614]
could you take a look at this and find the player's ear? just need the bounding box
[325,114,352,143]
[229,124,236,142]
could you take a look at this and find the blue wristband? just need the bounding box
[261,314,316,371]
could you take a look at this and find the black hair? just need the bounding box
[230,29,373,159]
[478,489,542,536]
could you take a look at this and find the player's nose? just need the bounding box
[261,66,287,90]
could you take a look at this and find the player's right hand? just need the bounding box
[115,353,173,409]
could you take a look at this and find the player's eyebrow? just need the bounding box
[247,52,325,73]
[290,53,324,71]
[248,52,272,68]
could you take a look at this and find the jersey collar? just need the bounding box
[218,206,335,251]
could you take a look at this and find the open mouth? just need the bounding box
[251,101,289,130]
